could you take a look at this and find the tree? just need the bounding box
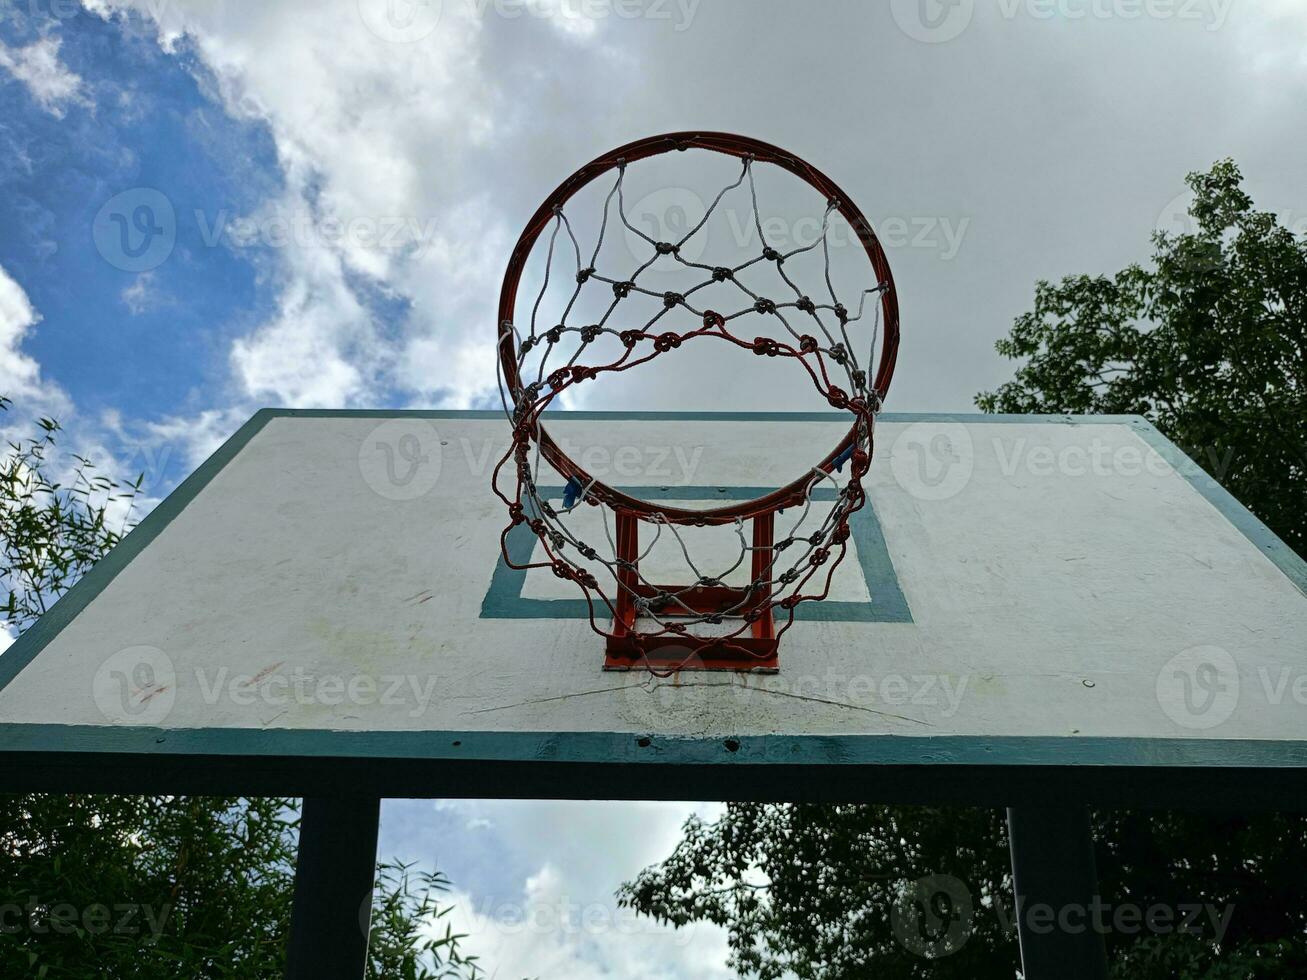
[622,805,1016,979]
[0,399,484,978]
[977,158,1305,554]
[0,397,142,628]
[621,161,1307,977]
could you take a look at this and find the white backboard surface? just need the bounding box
[1,411,1305,801]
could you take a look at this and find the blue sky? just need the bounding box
[3,0,1306,975]
[1,13,276,417]
[0,6,740,973]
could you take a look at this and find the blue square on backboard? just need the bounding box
[480,486,912,623]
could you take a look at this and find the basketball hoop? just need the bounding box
[492,132,900,673]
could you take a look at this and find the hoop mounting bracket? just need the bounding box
[602,510,781,673]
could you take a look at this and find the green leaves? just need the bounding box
[0,398,142,632]
[979,159,1306,557]
[0,792,489,977]
[0,794,296,978]
[620,804,1016,979]
[366,862,483,980]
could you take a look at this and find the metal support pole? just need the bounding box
[1006,806,1108,980]
[286,796,381,980]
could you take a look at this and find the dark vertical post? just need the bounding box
[286,796,381,980]
[1006,806,1108,980]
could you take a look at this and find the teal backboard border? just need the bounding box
[480,485,913,624]
[1,410,1305,782]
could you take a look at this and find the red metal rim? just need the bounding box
[498,131,900,524]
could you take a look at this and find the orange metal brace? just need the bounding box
[603,510,780,672]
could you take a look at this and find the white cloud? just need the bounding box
[0,35,87,118]
[0,269,142,569]
[229,247,373,407]
[88,0,657,418]
[439,853,733,980]
[101,404,249,493]
[508,0,602,40]
[95,0,513,410]
[120,271,161,315]
[0,264,71,416]
[1234,0,1307,72]
[386,798,734,978]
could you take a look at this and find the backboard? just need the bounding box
[1,411,1305,807]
